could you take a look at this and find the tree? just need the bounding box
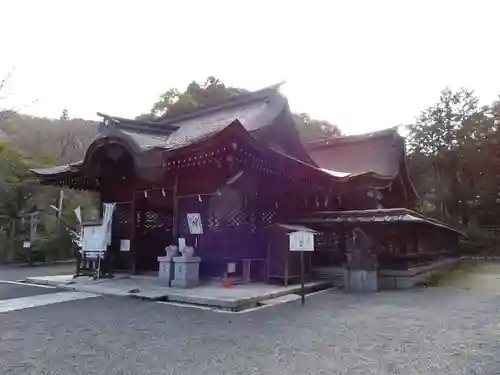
[0,71,99,263]
[142,76,244,119]
[0,68,39,121]
[0,141,38,261]
[60,108,69,120]
[293,113,341,142]
[407,88,481,223]
[407,88,500,227]
[140,76,342,141]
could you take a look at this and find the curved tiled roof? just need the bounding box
[291,208,463,235]
[306,127,402,178]
[91,85,312,163]
[305,127,419,206]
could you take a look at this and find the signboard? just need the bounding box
[82,225,107,251]
[120,239,130,252]
[23,241,31,249]
[186,213,203,235]
[286,229,316,306]
[288,231,315,252]
[227,262,236,274]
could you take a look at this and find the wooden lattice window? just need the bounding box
[207,213,221,231]
[227,207,247,228]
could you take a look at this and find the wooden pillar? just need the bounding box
[401,223,408,254]
[413,228,419,254]
[339,224,347,264]
[284,253,289,287]
[399,170,408,206]
[172,174,180,240]
[308,252,312,278]
[130,191,137,274]
[99,192,104,218]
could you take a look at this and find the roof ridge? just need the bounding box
[306,126,400,149]
[96,83,284,135]
[154,82,284,126]
[96,113,179,134]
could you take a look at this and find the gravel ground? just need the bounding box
[0,263,75,282]
[0,282,60,300]
[1,283,500,375]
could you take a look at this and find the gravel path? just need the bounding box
[0,263,75,282]
[0,282,60,300]
[1,283,500,375]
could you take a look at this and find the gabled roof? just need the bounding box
[306,127,402,178]
[31,119,348,189]
[305,127,419,206]
[93,84,312,163]
[32,84,322,188]
[291,208,464,235]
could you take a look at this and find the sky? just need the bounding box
[1,0,499,135]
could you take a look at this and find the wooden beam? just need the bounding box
[130,191,137,274]
[172,174,179,240]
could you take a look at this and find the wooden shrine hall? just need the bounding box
[31,85,462,287]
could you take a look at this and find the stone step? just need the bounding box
[259,294,300,306]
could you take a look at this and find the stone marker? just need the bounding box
[157,245,178,286]
[171,246,201,289]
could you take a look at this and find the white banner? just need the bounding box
[74,206,82,224]
[81,203,115,251]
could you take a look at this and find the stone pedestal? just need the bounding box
[157,256,175,286]
[344,269,378,293]
[171,257,201,289]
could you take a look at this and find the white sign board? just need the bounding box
[227,262,236,274]
[120,239,130,252]
[186,213,203,235]
[82,226,107,251]
[23,241,31,249]
[289,231,315,252]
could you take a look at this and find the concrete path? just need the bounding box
[0,263,75,282]
[0,291,98,314]
[25,274,332,311]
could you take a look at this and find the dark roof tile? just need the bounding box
[306,127,402,178]
[292,208,464,235]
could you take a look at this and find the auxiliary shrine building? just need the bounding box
[32,86,461,288]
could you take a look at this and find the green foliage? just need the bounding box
[36,225,75,263]
[408,88,500,228]
[0,138,95,264]
[419,260,478,287]
[460,221,499,255]
[408,88,480,155]
[0,142,37,256]
[408,88,500,253]
[146,76,244,119]
[293,113,341,142]
[0,112,97,164]
[0,72,97,264]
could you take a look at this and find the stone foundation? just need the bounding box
[344,269,378,292]
[379,257,462,289]
[314,257,463,290]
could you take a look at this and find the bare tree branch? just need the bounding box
[0,67,15,96]
[0,67,40,121]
